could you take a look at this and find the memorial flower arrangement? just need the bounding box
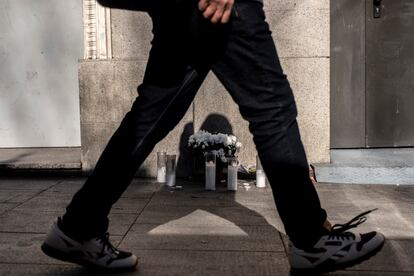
[188,130,242,163]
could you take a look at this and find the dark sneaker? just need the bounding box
[289,209,385,273]
[41,219,138,271]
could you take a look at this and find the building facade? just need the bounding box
[79,0,330,176]
[0,0,330,176]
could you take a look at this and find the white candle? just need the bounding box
[157,166,166,183]
[205,162,216,190]
[227,165,238,191]
[256,169,266,188]
[166,154,176,187]
[166,172,176,187]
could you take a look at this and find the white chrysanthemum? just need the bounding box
[218,133,227,144]
[188,130,240,160]
[226,136,232,146]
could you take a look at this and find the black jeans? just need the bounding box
[62,0,327,248]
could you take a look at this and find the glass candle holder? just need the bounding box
[227,157,238,191]
[256,155,266,188]
[166,154,176,187]
[205,152,216,191]
[157,152,167,183]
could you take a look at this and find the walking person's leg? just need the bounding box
[209,0,384,271]
[42,2,211,270]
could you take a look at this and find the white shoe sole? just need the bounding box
[41,242,138,271]
[291,236,385,274]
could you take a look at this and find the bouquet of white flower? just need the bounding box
[188,130,242,163]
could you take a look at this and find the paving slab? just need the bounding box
[316,184,414,205]
[0,264,412,276]
[0,250,290,276]
[0,232,68,265]
[0,211,58,233]
[119,181,161,199]
[42,178,84,195]
[130,178,164,189]
[151,184,275,208]
[328,271,414,276]
[316,184,414,239]
[132,250,290,276]
[43,178,158,199]
[13,195,73,213]
[0,264,81,276]
[136,204,281,228]
[348,239,414,272]
[121,222,283,252]
[0,190,18,202]
[324,204,414,240]
[0,203,18,215]
[111,198,151,214]
[0,211,138,236]
[4,190,40,204]
[13,195,150,214]
[0,178,61,190]
[0,179,413,275]
[0,232,122,265]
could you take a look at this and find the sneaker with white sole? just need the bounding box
[41,218,138,271]
[289,209,385,273]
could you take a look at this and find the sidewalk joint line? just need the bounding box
[5,179,65,213]
[117,190,157,246]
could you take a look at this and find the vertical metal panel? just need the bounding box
[366,0,414,147]
[330,0,366,148]
[0,0,83,147]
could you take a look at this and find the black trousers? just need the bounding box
[62,0,327,248]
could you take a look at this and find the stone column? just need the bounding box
[83,0,112,59]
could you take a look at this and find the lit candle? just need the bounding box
[157,166,166,183]
[205,152,216,191]
[166,172,176,187]
[256,155,266,188]
[256,169,266,188]
[227,157,238,191]
[206,162,216,190]
[157,152,167,183]
[166,154,176,187]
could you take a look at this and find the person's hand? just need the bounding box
[198,0,234,24]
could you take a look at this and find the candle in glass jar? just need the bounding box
[157,152,167,183]
[256,169,266,188]
[227,166,238,191]
[157,166,166,183]
[166,154,176,187]
[166,172,175,187]
[256,155,266,188]
[227,157,238,191]
[205,162,216,190]
[205,152,216,191]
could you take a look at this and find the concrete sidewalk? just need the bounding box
[0,177,413,275]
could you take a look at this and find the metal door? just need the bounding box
[366,0,414,147]
[331,0,414,148]
[331,0,366,148]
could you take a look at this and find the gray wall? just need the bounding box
[0,0,83,147]
[80,0,330,176]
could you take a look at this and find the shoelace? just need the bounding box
[329,208,378,239]
[98,233,119,257]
